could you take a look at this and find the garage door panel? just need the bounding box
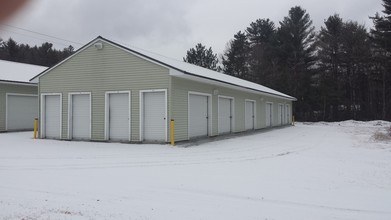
[245,101,254,130]
[189,94,208,138]
[109,93,130,141]
[7,95,37,130]
[266,103,272,127]
[218,97,232,134]
[278,104,283,125]
[45,95,61,139]
[71,94,90,140]
[286,105,290,124]
[143,92,165,142]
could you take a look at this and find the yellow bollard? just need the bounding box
[170,119,175,146]
[33,118,38,139]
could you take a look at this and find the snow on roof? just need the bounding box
[31,36,296,100]
[103,37,296,100]
[0,59,47,84]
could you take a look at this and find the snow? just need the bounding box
[31,37,295,100]
[0,60,47,83]
[0,121,390,219]
[108,37,296,100]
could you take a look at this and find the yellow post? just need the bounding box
[33,118,38,139]
[292,115,295,126]
[170,119,175,146]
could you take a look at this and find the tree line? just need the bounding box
[0,38,74,67]
[184,0,391,121]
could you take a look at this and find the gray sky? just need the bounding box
[0,0,384,60]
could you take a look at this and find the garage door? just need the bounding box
[245,101,255,130]
[266,103,272,127]
[108,93,130,141]
[286,104,290,124]
[189,94,209,138]
[6,94,37,131]
[278,104,283,125]
[71,94,90,140]
[143,91,166,142]
[44,95,61,139]
[218,97,232,134]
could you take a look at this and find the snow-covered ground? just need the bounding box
[0,121,390,220]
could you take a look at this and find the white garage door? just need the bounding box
[71,94,90,140]
[278,104,283,125]
[143,91,166,142]
[245,101,255,130]
[266,103,272,127]
[44,95,61,139]
[218,97,232,134]
[6,94,37,131]
[189,94,209,138]
[286,104,290,124]
[108,93,130,141]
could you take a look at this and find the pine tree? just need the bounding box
[370,0,391,120]
[340,21,372,120]
[1,38,19,61]
[317,15,345,120]
[222,31,250,79]
[246,19,279,86]
[371,0,391,53]
[183,43,219,71]
[317,15,373,120]
[0,38,75,67]
[277,6,317,120]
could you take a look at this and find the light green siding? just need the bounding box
[39,41,170,141]
[263,96,292,127]
[0,83,37,131]
[38,39,293,143]
[170,77,293,141]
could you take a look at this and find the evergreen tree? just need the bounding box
[183,43,219,71]
[222,31,250,79]
[317,15,345,120]
[317,15,373,121]
[0,38,75,67]
[371,0,391,53]
[370,0,391,120]
[277,6,317,120]
[246,19,279,86]
[340,21,372,120]
[1,38,19,61]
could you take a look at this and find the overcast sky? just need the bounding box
[0,0,384,60]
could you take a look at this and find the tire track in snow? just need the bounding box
[0,147,309,171]
[161,188,391,215]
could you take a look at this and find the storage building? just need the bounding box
[31,36,296,142]
[0,60,47,131]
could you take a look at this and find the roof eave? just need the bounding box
[0,80,38,86]
[29,35,297,101]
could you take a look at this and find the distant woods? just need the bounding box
[0,38,74,67]
[184,1,391,122]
